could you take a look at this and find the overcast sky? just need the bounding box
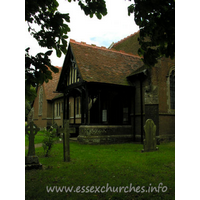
[25,0,139,66]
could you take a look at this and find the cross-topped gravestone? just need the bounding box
[58,120,70,162]
[25,121,40,156]
[142,119,158,152]
[25,121,42,169]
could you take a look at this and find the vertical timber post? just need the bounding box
[63,92,66,122]
[81,91,84,124]
[63,119,70,162]
[133,88,136,142]
[140,79,144,144]
[85,87,89,125]
[66,95,69,120]
[74,96,76,124]
[98,90,101,124]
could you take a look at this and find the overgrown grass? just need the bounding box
[25,142,175,200]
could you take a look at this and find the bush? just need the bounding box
[42,126,57,157]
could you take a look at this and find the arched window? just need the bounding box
[38,86,43,115]
[170,70,175,109]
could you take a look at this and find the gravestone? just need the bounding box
[142,119,158,152]
[57,120,70,162]
[25,121,42,169]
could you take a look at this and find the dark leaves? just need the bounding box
[26,0,70,60]
[25,48,55,101]
[128,0,175,67]
[56,49,62,58]
[25,0,107,100]
[45,50,53,56]
[128,4,134,16]
[77,0,107,19]
[25,0,70,99]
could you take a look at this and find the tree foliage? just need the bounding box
[76,0,107,19]
[128,0,175,66]
[25,0,107,101]
[25,86,36,120]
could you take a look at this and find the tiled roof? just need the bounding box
[127,65,148,77]
[111,30,141,56]
[70,39,143,86]
[43,66,62,100]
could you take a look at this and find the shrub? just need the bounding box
[42,126,57,157]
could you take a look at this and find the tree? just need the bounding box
[25,86,36,121]
[25,0,107,101]
[128,0,175,67]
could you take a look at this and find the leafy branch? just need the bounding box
[128,0,175,66]
[25,0,107,101]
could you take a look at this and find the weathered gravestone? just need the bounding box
[25,121,42,169]
[57,120,71,162]
[142,119,158,152]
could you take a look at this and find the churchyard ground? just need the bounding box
[25,140,175,200]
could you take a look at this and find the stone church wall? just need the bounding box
[78,125,132,144]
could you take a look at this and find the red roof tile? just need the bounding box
[70,39,143,86]
[111,31,141,56]
[43,66,62,100]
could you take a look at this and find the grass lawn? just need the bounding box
[25,141,175,200]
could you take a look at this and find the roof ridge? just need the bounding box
[112,30,140,48]
[69,38,141,59]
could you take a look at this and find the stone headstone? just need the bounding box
[25,121,42,169]
[142,119,158,152]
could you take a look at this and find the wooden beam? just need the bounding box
[71,65,72,85]
[128,93,131,124]
[62,120,70,162]
[81,93,84,124]
[85,87,89,125]
[133,89,136,142]
[140,79,143,144]
[98,90,101,124]
[72,64,75,83]
[74,96,76,124]
[63,92,66,123]
[66,95,69,120]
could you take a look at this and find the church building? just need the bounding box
[32,31,175,144]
